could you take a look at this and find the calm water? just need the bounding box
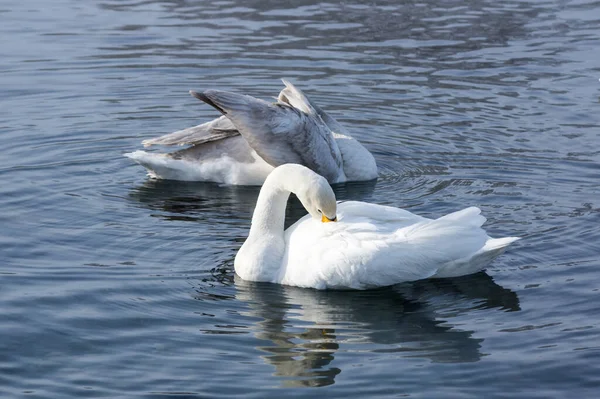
[2,0,600,397]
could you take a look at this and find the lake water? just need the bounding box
[2,0,600,397]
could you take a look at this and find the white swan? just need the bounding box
[235,164,520,290]
[125,80,377,185]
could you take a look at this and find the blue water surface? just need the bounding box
[1,0,600,397]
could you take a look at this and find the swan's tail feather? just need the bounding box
[125,150,170,179]
[432,235,520,278]
[483,236,521,251]
[125,150,158,165]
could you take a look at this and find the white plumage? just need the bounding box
[234,164,520,290]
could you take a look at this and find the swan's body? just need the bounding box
[235,164,520,290]
[125,80,377,185]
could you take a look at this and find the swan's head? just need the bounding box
[295,171,337,223]
[269,164,338,222]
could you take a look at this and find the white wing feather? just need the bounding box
[280,204,509,289]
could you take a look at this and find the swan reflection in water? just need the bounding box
[229,272,519,388]
[128,178,378,224]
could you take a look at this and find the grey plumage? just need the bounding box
[141,116,238,147]
[128,80,378,184]
[192,89,346,183]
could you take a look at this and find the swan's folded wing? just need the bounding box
[282,206,492,289]
[191,90,345,183]
[281,212,432,289]
[336,201,426,224]
[168,134,258,163]
[141,116,240,147]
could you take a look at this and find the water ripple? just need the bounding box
[2,0,600,397]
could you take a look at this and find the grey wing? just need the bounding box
[277,79,378,182]
[191,90,345,183]
[141,116,240,147]
[278,79,350,136]
[168,134,259,164]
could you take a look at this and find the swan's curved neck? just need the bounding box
[249,179,290,238]
[235,166,306,282]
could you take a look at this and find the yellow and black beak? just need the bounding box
[321,215,337,223]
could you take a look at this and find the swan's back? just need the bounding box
[281,203,518,289]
